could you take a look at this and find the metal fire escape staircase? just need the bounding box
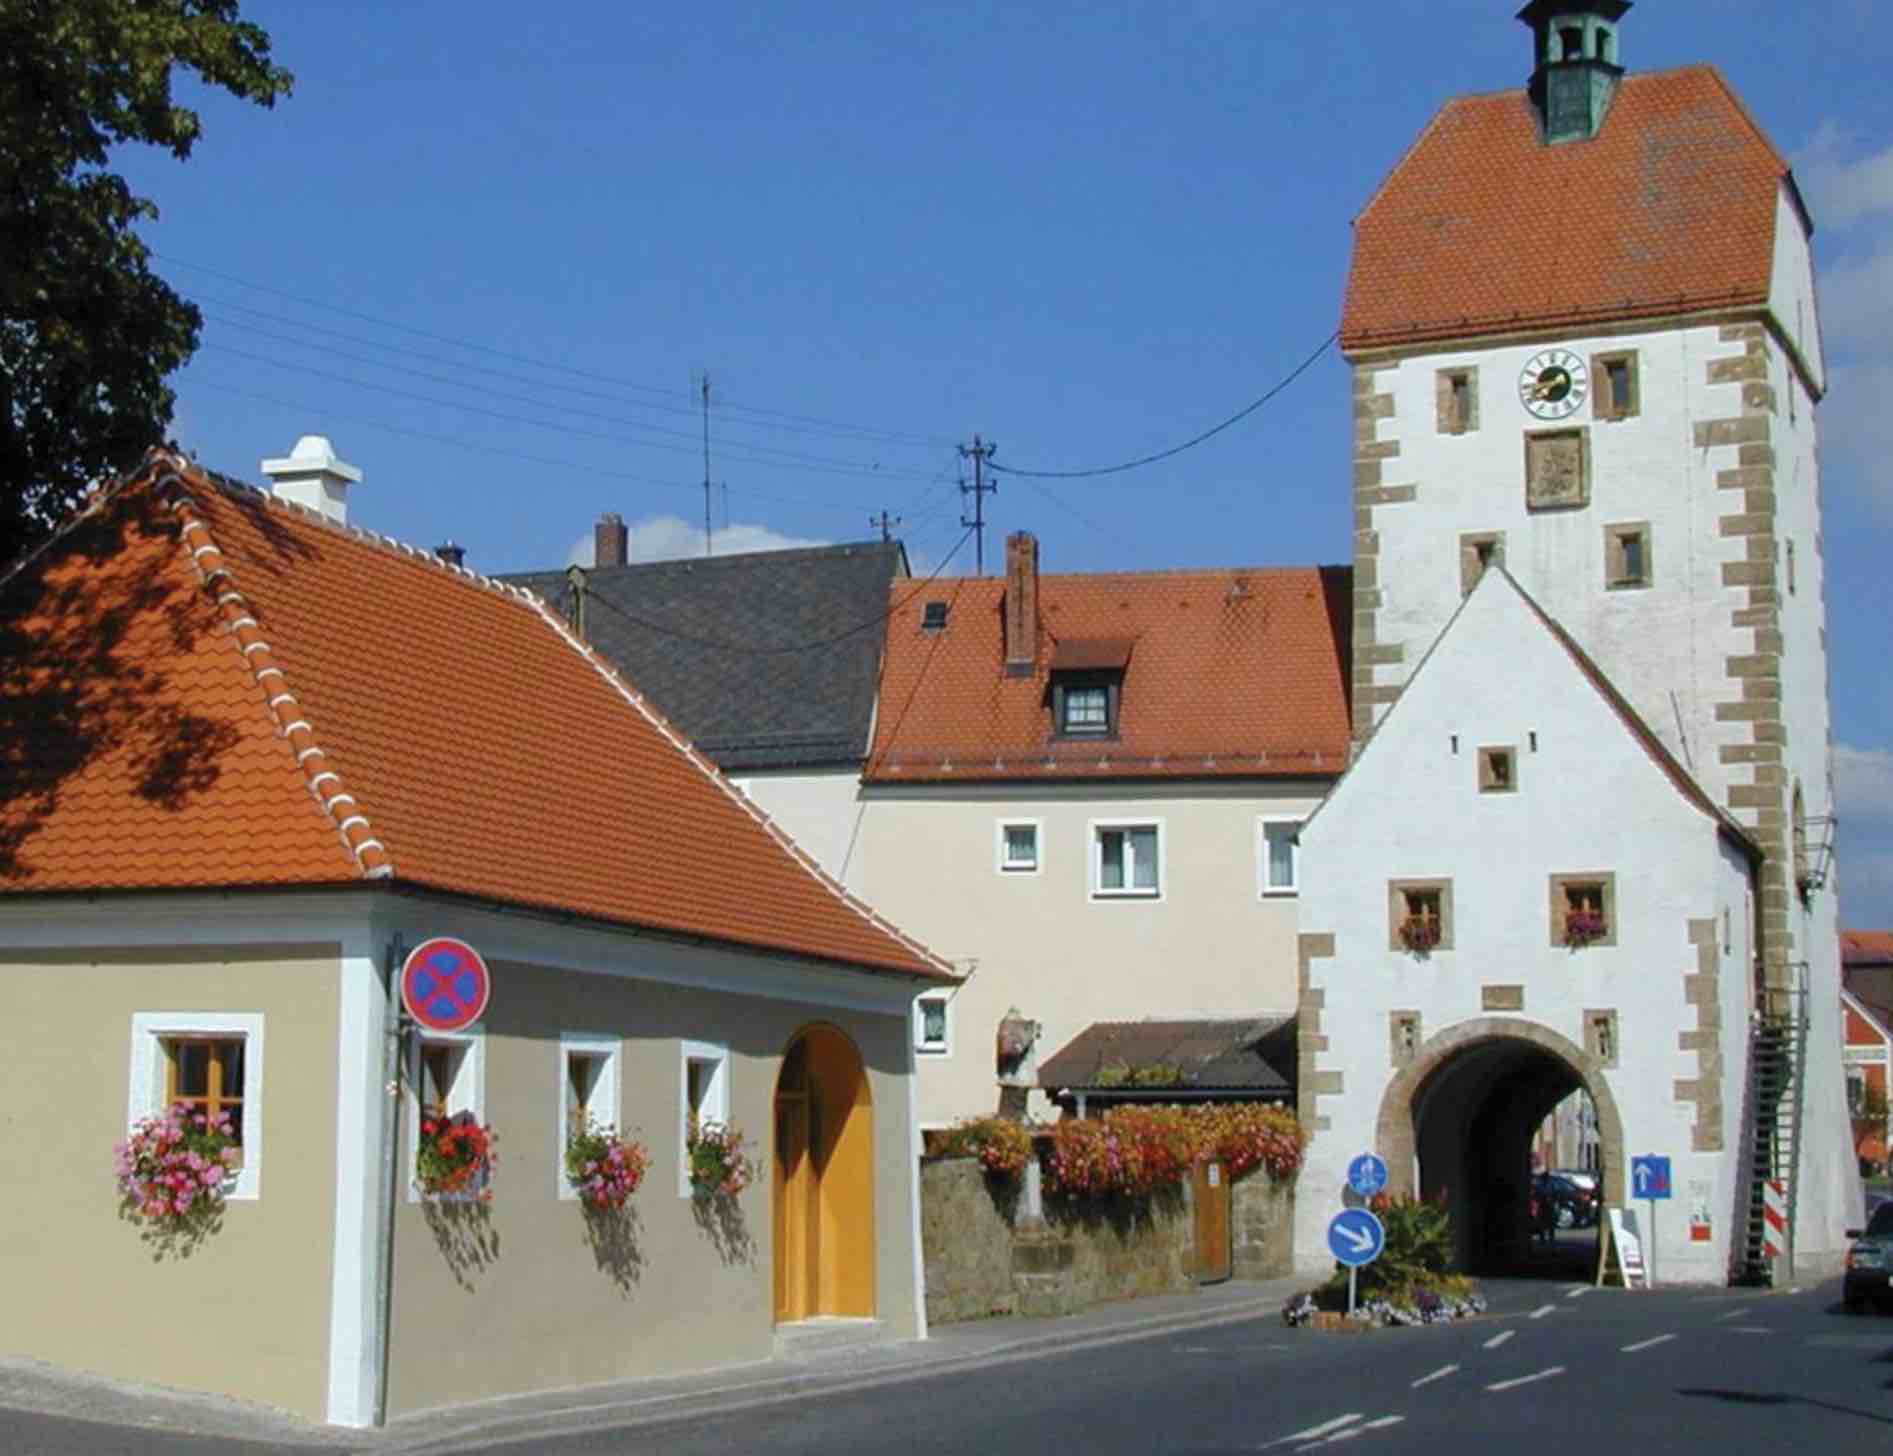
[1734,963,1810,1285]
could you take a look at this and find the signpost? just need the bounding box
[400,937,492,1033]
[1328,1206,1386,1315]
[1628,1155,1670,1286]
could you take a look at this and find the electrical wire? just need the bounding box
[987,330,1339,480]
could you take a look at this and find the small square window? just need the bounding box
[1460,532,1504,596]
[559,1034,620,1201]
[1585,1009,1619,1068]
[921,600,950,631]
[1478,745,1516,793]
[679,1040,729,1197]
[1551,873,1616,948]
[1052,671,1120,739]
[408,1029,485,1201]
[129,1013,265,1201]
[1388,879,1453,953]
[1605,522,1652,590]
[1437,368,1479,435]
[1094,822,1162,898]
[998,820,1041,874]
[915,994,951,1055]
[1063,685,1109,734]
[1260,818,1300,896]
[1591,351,1640,421]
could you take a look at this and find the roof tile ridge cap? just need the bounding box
[522,596,956,979]
[244,485,550,607]
[158,461,395,881]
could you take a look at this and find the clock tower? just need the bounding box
[1326,2,1854,1280]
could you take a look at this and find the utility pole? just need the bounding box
[869,510,901,543]
[699,371,713,557]
[958,435,997,575]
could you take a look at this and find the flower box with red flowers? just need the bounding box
[1564,910,1608,948]
[564,1119,650,1210]
[416,1110,496,1200]
[1398,917,1441,954]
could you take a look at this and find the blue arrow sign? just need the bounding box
[1631,1155,1672,1200]
[1327,1208,1386,1268]
[1347,1153,1388,1198]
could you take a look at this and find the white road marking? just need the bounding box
[1621,1333,1676,1353]
[1294,1416,1405,1451]
[1486,1366,1566,1392]
[1411,1364,1459,1388]
[1483,1330,1515,1349]
[1273,1414,1362,1446]
[1564,1286,1590,1299]
[1728,1326,1771,1335]
[1528,1304,1559,1320]
[1715,1308,1753,1322]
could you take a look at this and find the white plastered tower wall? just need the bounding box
[1344,175,1860,1273]
[1294,572,1759,1282]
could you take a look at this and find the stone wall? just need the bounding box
[920,1158,1296,1326]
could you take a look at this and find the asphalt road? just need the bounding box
[6,1278,1889,1455]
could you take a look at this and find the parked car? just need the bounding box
[1553,1168,1599,1195]
[1843,1200,1893,1313]
[1532,1172,1597,1230]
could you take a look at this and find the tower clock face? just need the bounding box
[1518,348,1590,420]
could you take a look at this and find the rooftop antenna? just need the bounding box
[698,370,714,557]
[870,509,902,542]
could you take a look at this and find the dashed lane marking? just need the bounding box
[1728,1326,1771,1335]
[1621,1334,1676,1353]
[1269,1414,1361,1447]
[1296,1416,1405,1451]
[1715,1308,1753,1322]
[1486,1366,1566,1393]
[1564,1286,1590,1299]
[1528,1304,1559,1320]
[1483,1330,1515,1350]
[1411,1364,1459,1389]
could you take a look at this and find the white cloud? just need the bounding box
[565,514,829,567]
[1835,742,1893,823]
[1794,123,1893,231]
[1813,242,1893,357]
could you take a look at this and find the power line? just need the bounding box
[958,435,997,575]
[160,253,953,449]
[987,330,1339,480]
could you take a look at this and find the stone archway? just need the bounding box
[1375,1018,1625,1275]
[773,1023,875,1322]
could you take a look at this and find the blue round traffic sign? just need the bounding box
[1347,1153,1389,1197]
[1327,1208,1386,1268]
[401,937,491,1033]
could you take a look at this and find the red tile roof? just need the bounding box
[1843,930,1893,968]
[1342,66,1795,353]
[0,455,952,983]
[864,563,1351,783]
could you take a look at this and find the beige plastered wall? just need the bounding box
[385,951,917,1418]
[0,944,341,1418]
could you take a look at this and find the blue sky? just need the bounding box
[118,1,1893,922]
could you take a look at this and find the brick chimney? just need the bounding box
[1004,531,1039,677]
[260,436,361,525]
[594,512,629,567]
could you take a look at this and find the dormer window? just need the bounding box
[1060,683,1111,735]
[1048,638,1132,741]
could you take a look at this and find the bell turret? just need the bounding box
[1518,0,1630,144]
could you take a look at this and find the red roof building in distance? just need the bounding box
[0,450,951,984]
[865,532,1352,784]
[1342,64,1800,355]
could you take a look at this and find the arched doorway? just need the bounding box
[1376,1019,1624,1278]
[774,1024,875,1321]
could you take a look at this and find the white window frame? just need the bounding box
[997,818,1043,875]
[556,1033,621,1202]
[1259,817,1302,897]
[679,1039,730,1198]
[405,1026,485,1203]
[128,1011,266,1202]
[1089,818,1165,901]
[914,992,953,1056]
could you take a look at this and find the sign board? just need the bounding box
[1631,1155,1672,1200]
[400,937,491,1033]
[1327,1208,1385,1268]
[1600,1207,1648,1289]
[1347,1153,1389,1198]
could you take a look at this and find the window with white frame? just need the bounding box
[998,819,1041,874]
[915,993,951,1055]
[1259,818,1301,895]
[128,1012,265,1200]
[558,1033,621,1201]
[1092,820,1162,898]
[407,1027,484,1201]
[679,1040,729,1197]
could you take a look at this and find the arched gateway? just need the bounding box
[773,1023,875,1321]
[1376,1019,1625,1274]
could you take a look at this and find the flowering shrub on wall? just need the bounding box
[115,1102,240,1227]
[416,1111,496,1200]
[564,1119,650,1210]
[1045,1106,1197,1199]
[1192,1103,1307,1183]
[932,1116,1034,1179]
[687,1118,754,1198]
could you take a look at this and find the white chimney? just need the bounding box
[260,435,361,525]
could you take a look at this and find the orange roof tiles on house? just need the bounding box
[1342,66,1797,354]
[1843,930,1893,968]
[0,454,953,983]
[864,562,1351,783]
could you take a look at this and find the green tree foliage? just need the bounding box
[0,0,292,563]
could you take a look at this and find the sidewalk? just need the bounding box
[0,1277,1303,1453]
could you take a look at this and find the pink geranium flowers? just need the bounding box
[564,1119,651,1210]
[114,1102,240,1227]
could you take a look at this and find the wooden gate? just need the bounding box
[1192,1160,1232,1284]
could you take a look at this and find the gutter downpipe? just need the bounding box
[374,934,407,1425]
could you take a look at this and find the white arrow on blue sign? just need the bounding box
[1631,1155,1672,1200]
[1327,1208,1386,1268]
[1347,1153,1388,1197]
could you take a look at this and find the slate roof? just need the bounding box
[502,542,907,772]
[1037,1017,1296,1098]
[1342,66,1798,353]
[0,454,953,983]
[864,564,1353,783]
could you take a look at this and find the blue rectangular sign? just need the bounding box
[1631,1155,1672,1200]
